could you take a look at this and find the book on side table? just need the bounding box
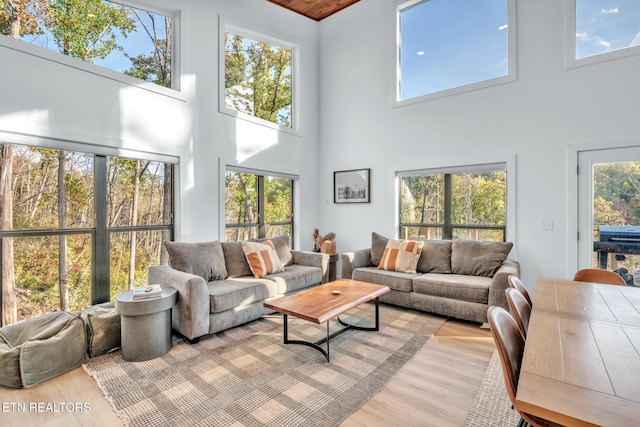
[132,284,162,300]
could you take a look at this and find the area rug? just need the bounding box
[84,304,446,427]
[463,351,521,427]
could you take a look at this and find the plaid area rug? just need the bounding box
[84,303,446,427]
[463,351,521,427]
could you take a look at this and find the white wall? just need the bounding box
[317,0,640,292]
[0,0,321,250]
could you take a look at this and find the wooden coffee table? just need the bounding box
[263,279,390,362]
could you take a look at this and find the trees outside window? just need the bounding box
[0,0,174,88]
[221,22,295,130]
[399,166,507,242]
[0,143,173,325]
[225,170,293,244]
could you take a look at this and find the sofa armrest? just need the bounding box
[340,248,371,279]
[148,265,210,341]
[488,259,521,311]
[291,250,330,283]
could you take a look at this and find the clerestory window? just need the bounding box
[0,0,177,91]
[396,0,516,104]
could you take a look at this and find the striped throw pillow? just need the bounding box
[378,238,424,273]
[241,240,284,278]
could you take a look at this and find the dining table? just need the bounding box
[516,277,640,427]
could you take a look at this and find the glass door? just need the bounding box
[578,147,640,285]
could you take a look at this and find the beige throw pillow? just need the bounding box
[378,238,424,274]
[241,240,284,278]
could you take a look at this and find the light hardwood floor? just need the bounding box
[0,318,495,427]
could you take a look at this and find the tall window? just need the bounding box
[225,170,293,244]
[396,0,515,102]
[0,0,175,89]
[220,18,296,131]
[398,165,507,242]
[572,0,640,62]
[0,143,173,325]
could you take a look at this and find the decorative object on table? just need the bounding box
[334,168,370,203]
[132,283,162,300]
[312,228,336,254]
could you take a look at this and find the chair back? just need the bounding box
[505,287,531,339]
[573,268,626,286]
[507,275,533,305]
[487,306,525,408]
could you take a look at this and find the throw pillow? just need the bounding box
[371,232,389,266]
[451,239,514,277]
[221,241,253,278]
[256,235,293,266]
[416,240,453,273]
[378,238,425,273]
[164,241,227,281]
[241,240,284,278]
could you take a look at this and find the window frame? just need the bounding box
[394,155,516,243]
[565,0,640,69]
[222,162,297,247]
[0,0,183,99]
[393,0,517,106]
[218,16,300,136]
[0,133,177,324]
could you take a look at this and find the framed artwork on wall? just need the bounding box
[334,168,370,203]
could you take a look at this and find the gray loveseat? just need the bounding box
[341,233,520,324]
[148,236,329,342]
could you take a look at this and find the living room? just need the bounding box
[1,0,639,425]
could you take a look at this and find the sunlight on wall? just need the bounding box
[234,119,279,163]
[0,110,50,135]
[118,85,191,153]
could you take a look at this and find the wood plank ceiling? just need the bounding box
[267,0,360,21]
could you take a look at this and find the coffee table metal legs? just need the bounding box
[282,298,380,362]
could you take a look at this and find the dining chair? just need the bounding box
[573,268,626,286]
[505,287,531,339]
[487,306,560,427]
[507,275,533,306]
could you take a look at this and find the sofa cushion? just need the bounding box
[417,240,453,274]
[378,238,424,273]
[413,273,491,303]
[265,265,323,294]
[207,279,277,313]
[222,242,254,278]
[451,239,513,277]
[241,241,284,278]
[257,235,293,267]
[165,241,227,281]
[371,232,388,266]
[353,267,417,293]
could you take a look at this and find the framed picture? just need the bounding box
[334,168,370,203]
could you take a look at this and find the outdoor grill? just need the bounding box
[593,225,640,270]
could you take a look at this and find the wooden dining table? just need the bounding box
[516,277,640,426]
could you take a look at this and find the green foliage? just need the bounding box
[47,0,134,61]
[224,33,293,127]
[124,11,171,88]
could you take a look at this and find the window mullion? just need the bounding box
[443,174,453,240]
[258,175,265,238]
[93,155,110,304]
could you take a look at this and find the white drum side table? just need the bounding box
[115,287,177,362]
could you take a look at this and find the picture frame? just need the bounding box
[334,168,370,203]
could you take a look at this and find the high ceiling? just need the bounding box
[267,0,360,21]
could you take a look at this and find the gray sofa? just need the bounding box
[148,236,329,341]
[341,233,520,324]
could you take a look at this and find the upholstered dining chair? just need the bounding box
[505,287,531,339]
[487,306,560,427]
[507,275,533,306]
[573,268,626,286]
